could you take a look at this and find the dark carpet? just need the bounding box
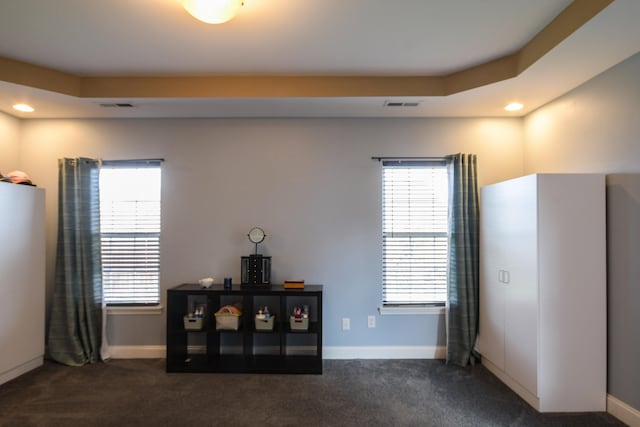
[0,359,623,427]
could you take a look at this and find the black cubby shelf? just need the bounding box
[166,284,323,374]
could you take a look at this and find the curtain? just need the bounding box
[47,158,106,366]
[445,153,480,367]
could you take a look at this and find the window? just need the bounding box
[99,160,161,305]
[382,160,448,306]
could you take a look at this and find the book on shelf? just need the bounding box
[284,279,305,289]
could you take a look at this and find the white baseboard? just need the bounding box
[323,345,446,359]
[107,345,165,359]
[608,394,640,427]
[0,356,43,386]
[107,345,445,360]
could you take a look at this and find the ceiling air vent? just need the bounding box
[99,103,135,108]
[384,100,422,108]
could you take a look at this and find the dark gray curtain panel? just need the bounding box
[445,153,480,367]
[47,158,103,366]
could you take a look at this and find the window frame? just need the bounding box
[380,159,449,314]
[99,159,162,307]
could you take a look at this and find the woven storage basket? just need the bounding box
[215,306,242,330]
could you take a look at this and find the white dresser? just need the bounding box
[477,174,606,412]
[0,184,45,385]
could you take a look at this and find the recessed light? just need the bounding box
[13,103,34,113]
[504,102,523,112]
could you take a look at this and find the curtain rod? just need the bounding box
[371,156,445,162]
[102,158,165,163]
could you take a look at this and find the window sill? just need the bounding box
[378,305,445,315]
[106,305,164,316]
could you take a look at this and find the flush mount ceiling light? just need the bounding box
[504,102,524,112]
[13,103,34,113]
[182,0,243,24]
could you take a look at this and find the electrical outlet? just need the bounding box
[342,318,350,331]
[368,315,375,328]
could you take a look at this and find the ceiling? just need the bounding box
[0,0,639,119]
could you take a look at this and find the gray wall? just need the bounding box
[606,174,640,412]
[14,117,523,350]
[524,52,640,411]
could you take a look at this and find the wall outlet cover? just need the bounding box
[368,315,375,328]
[342,318,350,331]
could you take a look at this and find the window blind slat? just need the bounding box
[382,164,448,305]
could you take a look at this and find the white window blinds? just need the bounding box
[99,161,161,305]
[382,161,449,305]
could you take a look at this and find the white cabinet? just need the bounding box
[478,174,606,412]
[0,184,45,385]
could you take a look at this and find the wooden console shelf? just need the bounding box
[166,284,323,374]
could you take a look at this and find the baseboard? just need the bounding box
[0,356,43,386]
[108,345,165,359]
[323,345,446,359]
[608,394,640,427]
[107,345,446,360]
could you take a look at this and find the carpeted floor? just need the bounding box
[0,359,624,427]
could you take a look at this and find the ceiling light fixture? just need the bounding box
[504,102,524,112]
[182,0,243,24]
[13,103,34,113]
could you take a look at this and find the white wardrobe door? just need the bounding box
[501,175,539,397]
[479,184,508,370]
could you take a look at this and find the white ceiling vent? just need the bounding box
[99,103,135,108]
[384,101,422,107]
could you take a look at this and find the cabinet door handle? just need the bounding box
[497,270,510,284]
